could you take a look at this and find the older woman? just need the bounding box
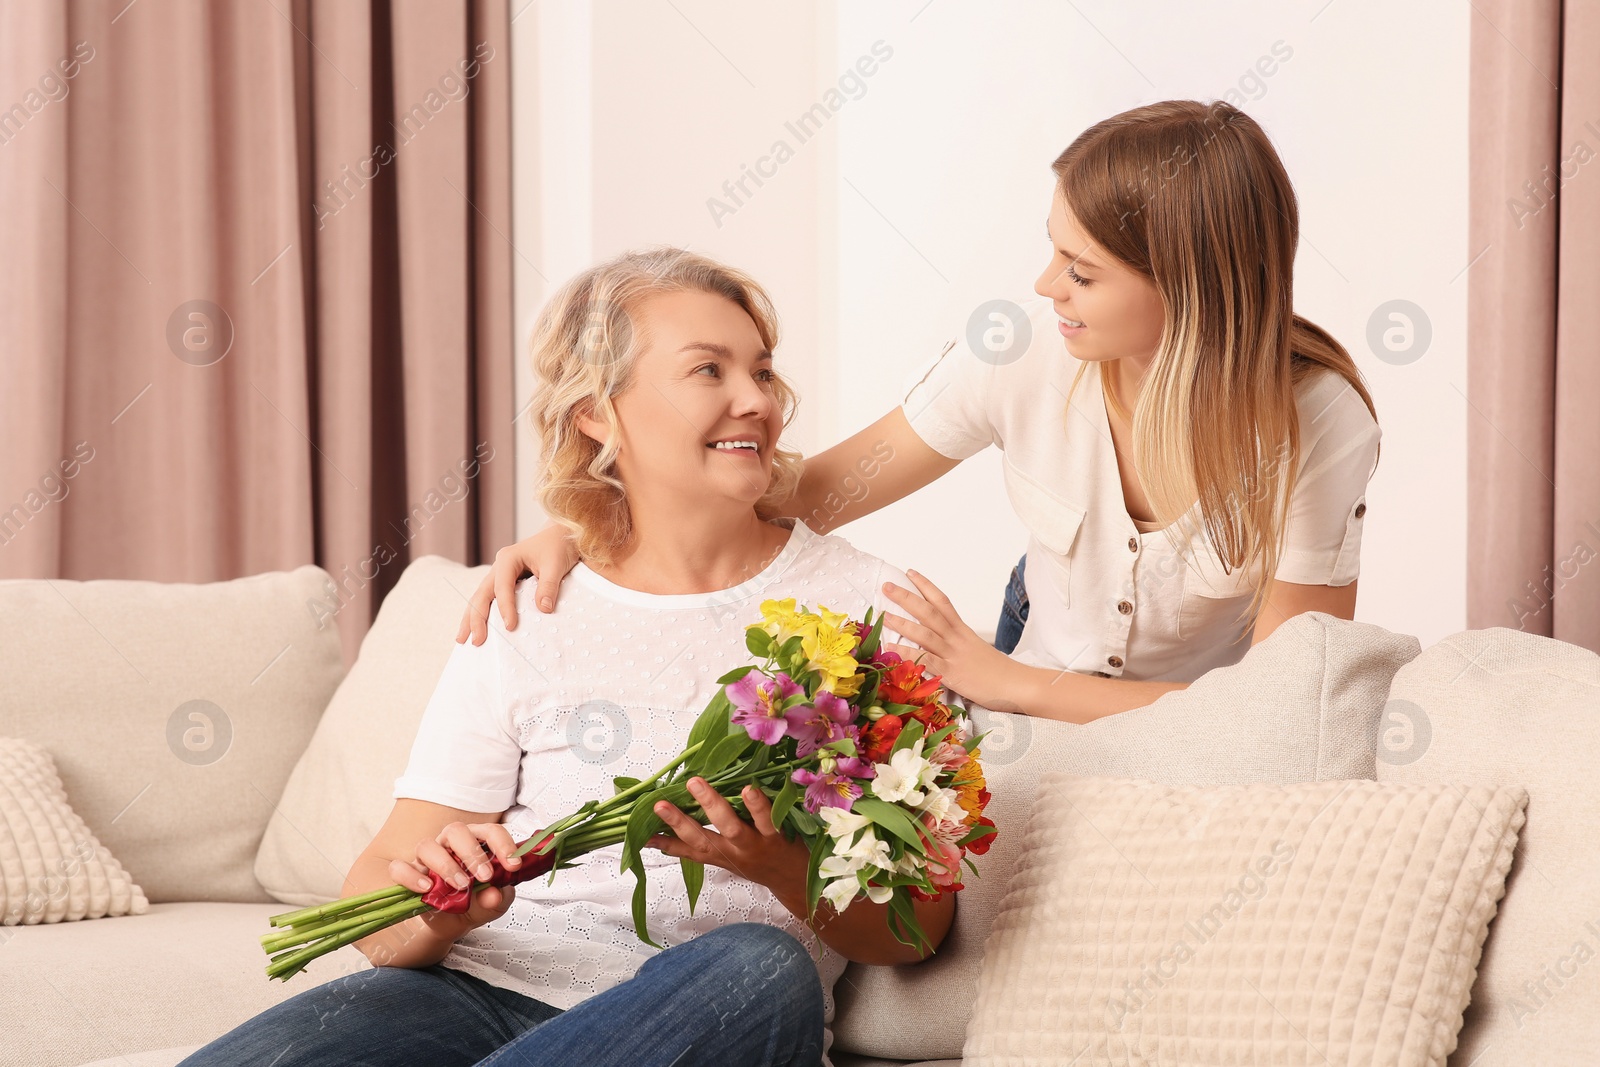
[178,249,953,1067]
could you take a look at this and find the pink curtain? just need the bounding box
[1468,0,1600,652]
[1,0,516,666]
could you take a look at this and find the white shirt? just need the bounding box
[393,518,913,1066]
[901,295,1380,683]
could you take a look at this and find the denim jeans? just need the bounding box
[177,922,825,1067]
[993,552,1029,654]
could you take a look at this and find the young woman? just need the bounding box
[179,250,952,1067]
[458,99,1382,726]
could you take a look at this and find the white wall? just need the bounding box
[512,0,1470,647]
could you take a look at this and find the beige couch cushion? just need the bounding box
[0,566,345,903]
[1,901,369,1066]
[255,555,490,904]
[1376,627,1600,1066]
[963,774,1526,1067]
[1,736,147,924]
[832,612,1419,1062]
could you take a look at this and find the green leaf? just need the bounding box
[702,731,754,778]
[622,787,673,873]
[684,691,734,776]
[778,633,805,666]
[804,833,828,918]
[853,797,929,854]
[628,852,662,949]
[771,775,799,829]
[785,806,820,837]
[857,609,886,659]
[612,776,641,795]
[823,735,859,758]
[746,628,774,658]
[717,664,758,685]
[681,858,705,914]
[890,717,926,757]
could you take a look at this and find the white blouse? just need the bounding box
[901,295,1380,683]
[393,518,914,1067]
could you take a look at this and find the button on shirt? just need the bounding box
[901,296,1380,683]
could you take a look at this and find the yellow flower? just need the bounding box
[826,671,866,700]
[803,621,860,687]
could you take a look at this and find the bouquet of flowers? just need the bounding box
[259,600,997,981]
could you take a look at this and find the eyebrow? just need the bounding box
[679,342,773,361]
[1044,216,1101,270]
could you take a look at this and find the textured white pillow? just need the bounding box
[965,775,1527,1067]
[1,737,148,924]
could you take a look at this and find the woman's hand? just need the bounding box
[389,820,522,942]
[456,524,582,645]
[881,569,1032,714]
[645,778,809,895]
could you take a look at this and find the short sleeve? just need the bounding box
[1275,381,1381,587]
[868,560,922,654]
[900,335,1000,461]
[392,630,522,813]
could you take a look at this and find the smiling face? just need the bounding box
[1033,192,1167,366]
[578,288,784,514]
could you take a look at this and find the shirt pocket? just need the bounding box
[1002,456,1088,608]
[1177,541,1264,641]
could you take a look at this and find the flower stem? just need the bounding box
[266,899,431,981]
[261,894,426,954]
[267,883,412,929]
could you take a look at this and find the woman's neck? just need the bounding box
[586,510,794,596]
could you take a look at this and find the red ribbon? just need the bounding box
[420,833,558,914]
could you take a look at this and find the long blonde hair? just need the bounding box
[1053,99,1380,639]
[528,247,804,566]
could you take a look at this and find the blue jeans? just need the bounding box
[177,923,824,1067]
[993,553,1029,654]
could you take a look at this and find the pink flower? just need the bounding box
[791,767,865,813]
[728,672,803,745]
[782,691,854,757]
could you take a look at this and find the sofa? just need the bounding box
[3,555,1597,1066]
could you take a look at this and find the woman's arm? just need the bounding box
[886,575,1359,724]
[345,798,517,969]
[781,406,961,534]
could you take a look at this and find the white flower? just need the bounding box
[872,748,935,805]
[823,876,859,913]
[818,828,889,881]
[819,806,873,840]
[917,785,962,826]
[864,881,894,904]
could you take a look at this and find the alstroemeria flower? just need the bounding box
[729,671,803,745]
[792,766,867,813]
[878,658,943,706]
[818,806,872,840]
[872,747,936,806]
[862,713,903,764]
[783,691,854,757]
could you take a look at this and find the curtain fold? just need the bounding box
[1468,0,1600,652]
[1,0,515,665]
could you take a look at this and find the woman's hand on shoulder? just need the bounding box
[456,524,582,645]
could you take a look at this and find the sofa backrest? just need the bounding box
[1377,626,1600,1065]
[254,555,491,905]
[831,611,1419,1061]
[0,565,346,903]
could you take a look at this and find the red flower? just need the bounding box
[878,660,943,706]
[421,833,558,914]
[862,714,904,764]
[965,817,998,856]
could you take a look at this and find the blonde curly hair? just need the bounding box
[528,247,804,567]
